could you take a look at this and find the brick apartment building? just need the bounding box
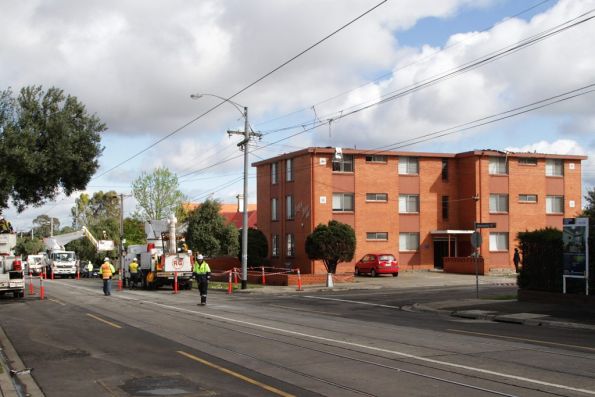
[254,147,586,275]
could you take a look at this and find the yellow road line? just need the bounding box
[177,350,295,397]
[86,313,122,329]
[48,298,66,306]
[448,329,595,352]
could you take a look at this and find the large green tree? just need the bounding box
[123,218,146,247]
[15,236,45,257]
[185,199,239,257]
[32,214,60,238]
[238,228,269,266]
[131,167,185,221]
[305,220,356,274]
[0,86,104,211]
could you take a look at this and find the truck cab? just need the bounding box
[47,250,78,278]
[0,233,25,298]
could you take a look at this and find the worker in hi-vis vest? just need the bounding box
[129,258,140,289]
[99,257,116,296]
[193,254,211,305]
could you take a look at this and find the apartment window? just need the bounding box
[398,157,419,175]
[366,193,388,202]
[271,198,278,221]
[519,157,537,166]
[332,154,354,172]
[399,194,419,213]
[400,232,420,251]
[286,195,294,220]
[367,232,388,241]
[365,155,387,163]
[489,157,508,175]
[286,233,295,257]
[489,194,509,213]
[286,158,293,181]
[519,194,537,203]
[545,159,563,176]
[546,195,564,214]
[271,162,278,184]
[271,235,279,257]
[442,196,449,220]
[333,193,354,212]
[489,232,509,251]
[441,159,449,181]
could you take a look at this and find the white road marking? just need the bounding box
[304,295,401,309]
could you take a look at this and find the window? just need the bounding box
[286,158,293,181]
[519,157,537,166]
[398,157,419,175]
[545,159,563,176]
[286,233,295,257]
[441,159,449,181]
[366,193,388,202]
[271,198,278,221]
[365,155,387,163]
[400,232,419,251]
[489,157,508,175]
[333,193,354,212]
[546,195,564,214]
[367,232,388,241]
[271,162,278,184]
[489,232,509,251]
[286,195,294,220]
[332,154,354,172]
[442,196,449,220]
[271,235,279,257]
[489,194,509,213]
[399,194,419,213]
[519,194,537,203]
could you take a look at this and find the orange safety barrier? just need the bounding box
[227,271,233,294]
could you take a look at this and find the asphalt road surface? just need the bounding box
[1,277,594,397]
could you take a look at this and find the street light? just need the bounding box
[191,93,256,290]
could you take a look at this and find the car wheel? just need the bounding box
[393,272,399,277]
[370,269,377,277]
[355,267,360,276]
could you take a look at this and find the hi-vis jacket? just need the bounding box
[100,262,115,280]
[193,261,211,278]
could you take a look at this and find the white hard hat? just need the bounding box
[104,257,110,261]
[197,254,204,260]
[132,258,137,261]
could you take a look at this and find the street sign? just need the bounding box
[475,222,496,229]
[470,231,482,248]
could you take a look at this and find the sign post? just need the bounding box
[472,222,496,298]
[562,218,589,295]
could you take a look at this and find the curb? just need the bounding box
[0,326,44,397]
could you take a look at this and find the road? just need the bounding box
[1,277,594,397]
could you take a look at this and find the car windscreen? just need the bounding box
[55,253,75,261]
[378,255,395,262]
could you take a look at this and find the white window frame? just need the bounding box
[332,154,354,172]
[332,193,354,212]
[545,159,563,177]
[398,157,419,175]
[286,233,295,257]
[271,235,279,257]
[399,194,419,213]
[489,232,509,252]
[286,158,293,181]
[546,195,564,214]
[271,198,278,221]
[518,194,537,203]
[489,194,509,213]
[271,162,278,184]
[366,193,388,202]
[286,195,294,220]
[367,232,388,241]
[399,232,420,251]
[489,157,508,175]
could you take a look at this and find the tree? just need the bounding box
[124,218,146,247]
[580,187,595,292]
[32,215,61,238]
[131,167,185,221]
[185,199,239,257]
[305,220,356,274]
[15,236,45,257]
[238,228,268,266]
[0,86,104,211]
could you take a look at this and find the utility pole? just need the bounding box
[119,194,124,287]
[228,107,261,289]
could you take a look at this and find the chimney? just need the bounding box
[236,194,244,213]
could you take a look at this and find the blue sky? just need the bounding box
[2,0,594,232]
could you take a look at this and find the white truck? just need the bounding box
[125,215,193,290]
[0,233,25,298]
[25,253,46,276]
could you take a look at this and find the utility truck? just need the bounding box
[44,227,114,278]
[25,253,46,276]
[125,215,193,290]
[0,233,25,298]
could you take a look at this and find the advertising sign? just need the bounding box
[562,217,589,277]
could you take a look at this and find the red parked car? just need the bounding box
[354,254,399,277]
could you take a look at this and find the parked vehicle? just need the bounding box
[0,233,24,298]
[25,254,46,276]
[354,253,399,277]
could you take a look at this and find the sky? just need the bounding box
[2,0,595,233]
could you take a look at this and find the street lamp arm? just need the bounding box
[190,93,246,117]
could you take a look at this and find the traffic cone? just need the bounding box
[261,266,266,285]
[76,268,80,280]
[118,269,123,291]
[234,268,238,285]
[227,271,233,294]
[51,268,54,280]
[39,277,45,300]
[173,271,178,294]
[296,269,303,291]
[28,273,35,295]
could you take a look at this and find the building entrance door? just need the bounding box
[433,239,456,269]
